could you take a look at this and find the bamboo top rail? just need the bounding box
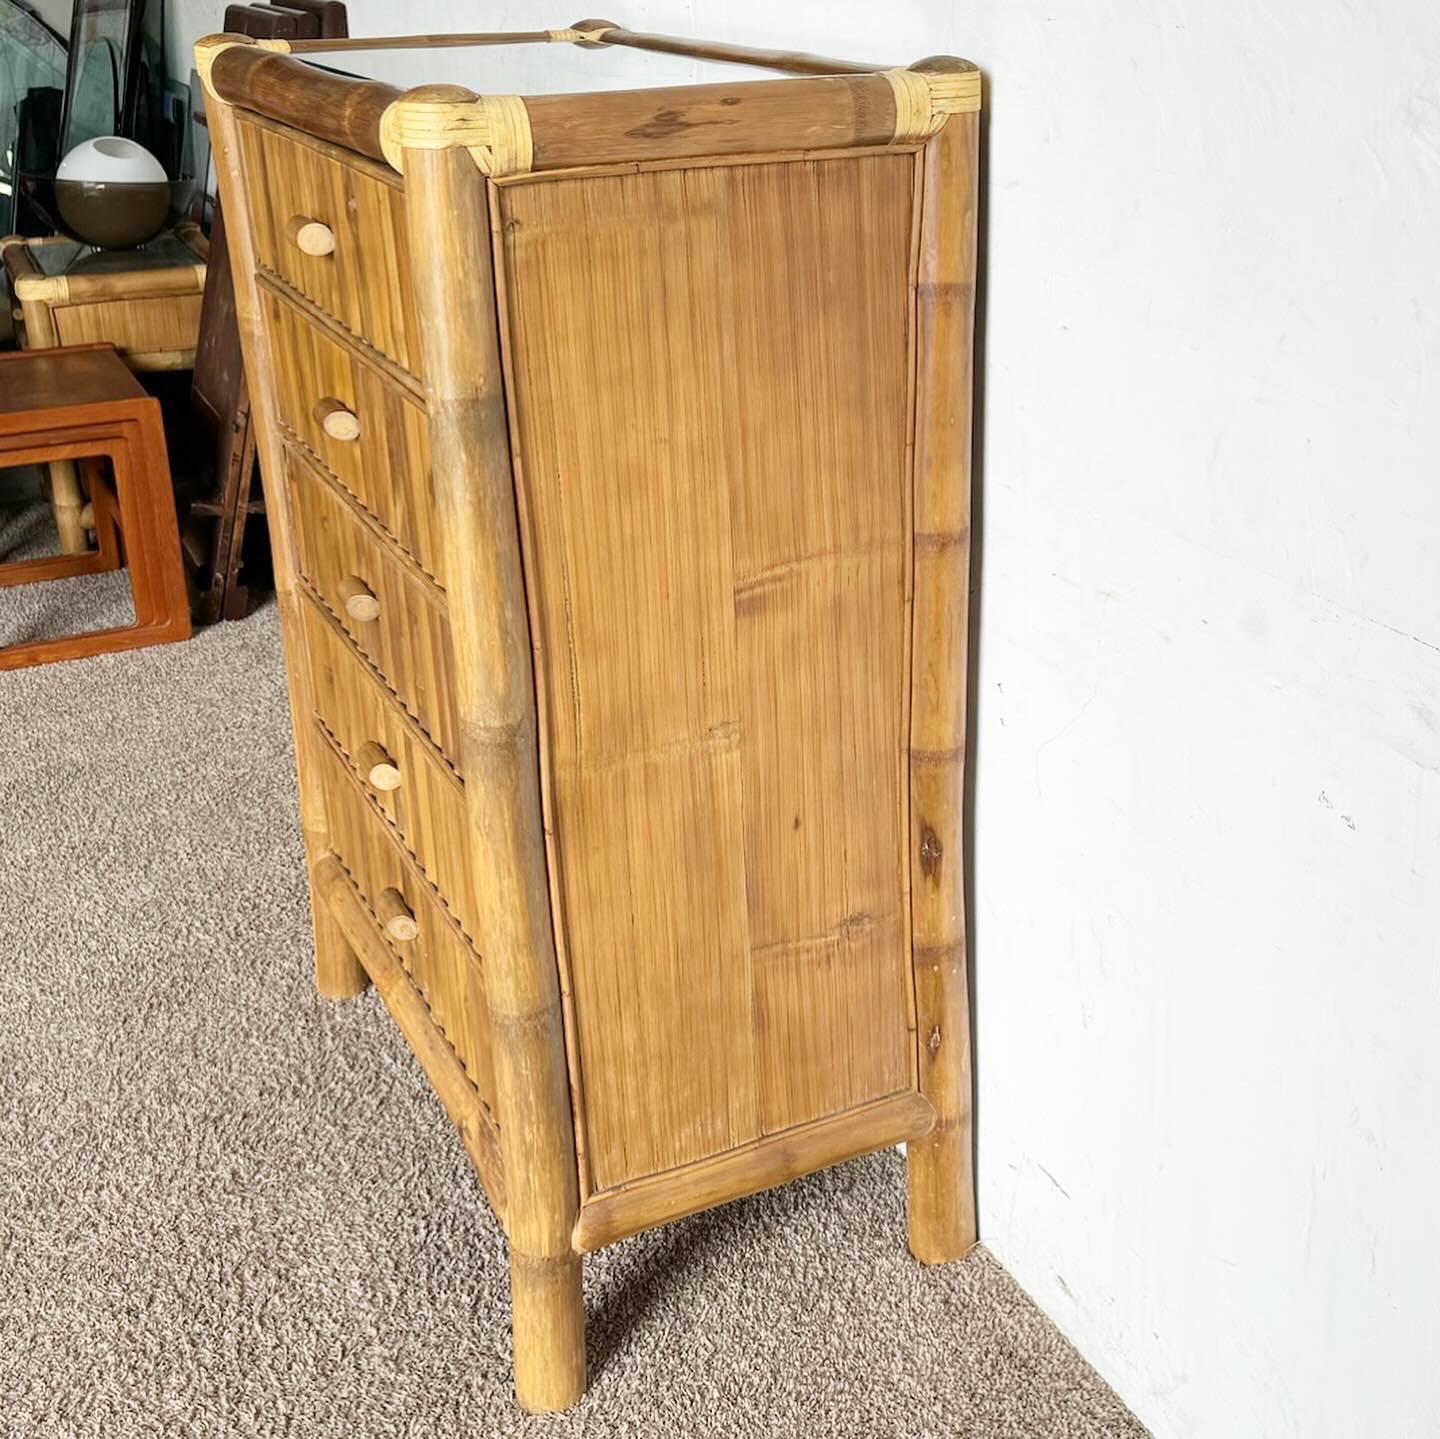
[260,20,899,76]
[198,25,981,176]
[282,30,558,55]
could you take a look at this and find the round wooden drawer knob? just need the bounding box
[286,216,336,257]
[377,887,419,943]
[357,739,402,792]
[315,397,360,442]
[337,575,380,623]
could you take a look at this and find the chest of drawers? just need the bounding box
[199,23,980,1412]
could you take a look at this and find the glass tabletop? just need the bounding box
[27,229,200,277]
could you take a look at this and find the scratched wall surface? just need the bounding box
[168,3,1440,1436]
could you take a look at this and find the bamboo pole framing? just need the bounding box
[905,97,980,1264]
[399,97,585,1414]
[284,29,559,54]
[200,33,979,175]
[208,43,400,162]
[197,38,370,1001]
[579,22,884,74]
[275,20,885,75]
[574,1093,935,1252]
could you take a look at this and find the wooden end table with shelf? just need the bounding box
[0,344,191,669]
[2,224,209,554]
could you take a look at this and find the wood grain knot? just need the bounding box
[626,109,727,142]
[927,1026,942,1055]
[919,821,943,880]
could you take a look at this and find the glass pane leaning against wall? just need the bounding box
[0,1,66,229]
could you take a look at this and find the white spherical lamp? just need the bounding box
[54,137,172,248]
[56,136,168,185]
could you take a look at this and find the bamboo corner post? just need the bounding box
[198,24,982,1412]
[401,123,585,1413]
[905,89,980,1266]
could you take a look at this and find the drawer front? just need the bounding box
[317,734,497,1113]
[262,286,444,586]
[287,450,460,764]
[300,591,481,943]
[238,115,421,375]
[53,294,204,361]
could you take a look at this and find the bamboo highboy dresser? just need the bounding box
[198,21,981,1412]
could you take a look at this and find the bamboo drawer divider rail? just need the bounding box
[199,21,981,1413]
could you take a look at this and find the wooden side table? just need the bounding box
[2,224,208,554]
[0,345,191,670]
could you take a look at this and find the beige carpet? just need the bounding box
[0,503,1147,1438]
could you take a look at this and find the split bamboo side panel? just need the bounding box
[200,25,980,1414]
[496,154,918,1192]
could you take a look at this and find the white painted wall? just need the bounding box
[166,4,1440,1436]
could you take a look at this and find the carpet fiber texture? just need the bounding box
[0,509,1147,1438]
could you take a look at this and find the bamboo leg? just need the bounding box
[311,850,369,997]
[907,1154,974,1264]
[905,97,980,1265]
[402,116,585,1413]
[510,1252,585,1414]
[13,287,91,556]
[49,459,90,555]
[906,938,975,1262]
